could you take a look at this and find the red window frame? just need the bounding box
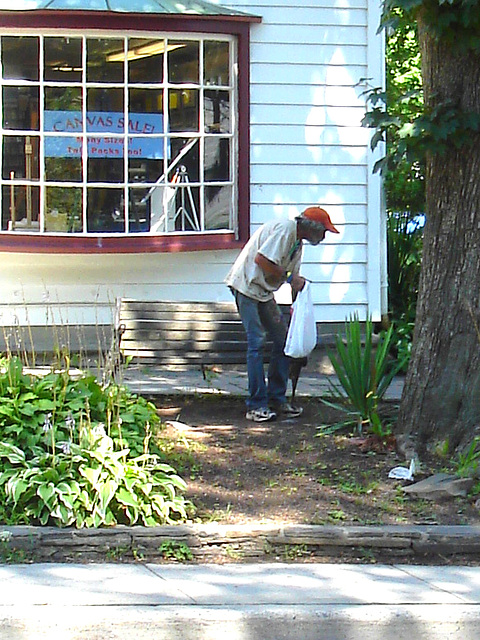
[0,11,258,254]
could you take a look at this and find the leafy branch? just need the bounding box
[362,86,480,174]
[382,0,480,50]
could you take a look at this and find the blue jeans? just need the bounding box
[233,290,290,410]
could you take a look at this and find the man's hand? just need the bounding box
[290,274,306,292]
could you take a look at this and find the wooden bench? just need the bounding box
[113,299,291,371]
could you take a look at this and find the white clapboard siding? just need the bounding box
[252,25,367,46]
[251,43,368,66]
[251,144,367,166]
[250,6,367,26]
[250,184,367,205]
[250,124,370,146]
[251,64,368,86]
[0,0,386,329]
[252,107,367,130]
[253,164,367,186]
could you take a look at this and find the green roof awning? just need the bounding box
[0,0,260,19]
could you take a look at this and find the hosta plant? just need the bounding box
[0,356,192,527]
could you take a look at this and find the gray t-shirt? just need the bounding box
[225,219,302,302]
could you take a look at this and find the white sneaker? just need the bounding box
[245,407,277,422]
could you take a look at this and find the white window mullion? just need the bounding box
[124,36,129,234]
[232,40,238,237]
[82,35,88,235]
[199,38,205,232]
[0,37,2,209]
[39,35,45,233]
[163,37,170,231]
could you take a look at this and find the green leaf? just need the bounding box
[0,442,26,465]
[37,483,56,507]
[116,486,140,508]
[36,399,57,411]
[7,477,30,504]
[97,478,119,517]
[80,466,102,488]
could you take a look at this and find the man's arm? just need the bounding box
[254,253,305,291]
[254,253,284,280]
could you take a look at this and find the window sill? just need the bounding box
[0,232,244,254]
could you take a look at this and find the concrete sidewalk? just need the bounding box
[121,362,404,401]
[1,562,480,639]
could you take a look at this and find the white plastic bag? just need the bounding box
[284,281,317,358]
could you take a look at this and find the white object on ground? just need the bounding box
[388,458,417,481]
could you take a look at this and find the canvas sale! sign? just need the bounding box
[44,111,165,159]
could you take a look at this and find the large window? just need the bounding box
[0,34,237,236]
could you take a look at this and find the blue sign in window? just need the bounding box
[44,111,165,159]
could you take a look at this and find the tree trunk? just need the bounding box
[395,16,480,457]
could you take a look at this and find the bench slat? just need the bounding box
[120,311,242,322]
[120,321,246,333]
[121,340,248,352]
[122,352,250,364]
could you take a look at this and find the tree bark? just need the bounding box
[395,15,480,456]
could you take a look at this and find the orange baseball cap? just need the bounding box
[301,206,340,233]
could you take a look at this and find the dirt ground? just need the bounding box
[155,395,480,528]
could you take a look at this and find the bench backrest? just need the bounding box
[117,299,291,366]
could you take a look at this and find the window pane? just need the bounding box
[45,187,83,232]
[128,138,163,182]
[128,38,164,83]
[128,187,151,232]
[204,41,229,86]
[3,87,39,131]
[148,183,173,233]
[87,188,125,232]
[45,140,82,182]
[205,184,232,230]
[87,88,124,132]
[87,38,124,83]
[2,36,39,81]
[205,137,230,182]
[88,143,124,182]
[2,185,40,231]
[168,137,199,183]
[129,88,163,118]
[44,37,82,83]
[168,40,199,83]
[171,183,200,231]
[45,87,83,141]
[169,89,199,132]
[3,136,40,180]
[205,90,230,133]
[45,86,83,113]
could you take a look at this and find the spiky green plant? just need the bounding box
[326,314,406,435]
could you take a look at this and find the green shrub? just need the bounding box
[387,212,423,371]
[0,356,191,527]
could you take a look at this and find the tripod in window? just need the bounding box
[170,165,200,231]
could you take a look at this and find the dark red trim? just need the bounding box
[0,11,254,254]
[0,12,261,30]
[0,232,243,254]
[237,24,251,244]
